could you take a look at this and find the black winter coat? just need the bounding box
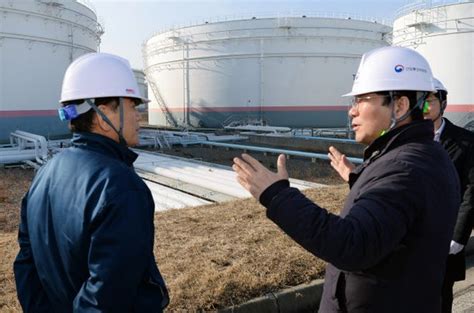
[14,132,169,313]
[441,118,474,281]
[260,120,460,313]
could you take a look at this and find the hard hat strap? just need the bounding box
[118,98,125,145]
[379,91,427,137]
[86,99,127,146]
[394,91,428,125]
[379,92,397,137]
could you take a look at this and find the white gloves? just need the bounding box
[449,240,464,255]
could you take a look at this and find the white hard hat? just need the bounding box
[343,46,436,97]
[433,77,447,92]
[60,52,149,103]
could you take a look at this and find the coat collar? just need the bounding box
[349,120,434,187]
[363,119,434,161]
[71,132,138,166]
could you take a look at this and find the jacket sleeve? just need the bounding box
[264,164,421,272]
[13,195,53,313]
[452,146,474,245]
[72,189,154,312]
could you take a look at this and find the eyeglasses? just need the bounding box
[350,95,391,109]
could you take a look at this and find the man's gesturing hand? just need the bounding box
[328,146,355,183]
[233,153,289,200]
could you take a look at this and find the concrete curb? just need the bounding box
[220,235,474,313]
[218,279,324,313]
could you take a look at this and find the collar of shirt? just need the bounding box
[434,118,446,142]
[72,132,138,166]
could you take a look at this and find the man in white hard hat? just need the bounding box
[233,46,460,312]
[328,77,474,312]
[14,53,169,312]
[424,78,474,313]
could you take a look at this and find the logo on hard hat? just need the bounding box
[394,65,404,73]
[125,88,136,94]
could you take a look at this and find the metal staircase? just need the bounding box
[146,78,178,128]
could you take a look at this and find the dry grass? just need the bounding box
[0,162,348,312]
[0,167,36,312]
[0,233,20,313]
[0,168,34,234]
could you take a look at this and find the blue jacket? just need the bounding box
[260,120,460,313]
[14,132,169,313]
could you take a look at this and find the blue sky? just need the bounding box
[91,0,415,69]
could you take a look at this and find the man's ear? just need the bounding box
[94,105,114,132]
[395,96,410,119]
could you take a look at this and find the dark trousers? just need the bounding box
[442,252,467,313]
[441,274,455,313]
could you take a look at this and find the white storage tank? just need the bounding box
[393,0,474,129]
[0,0,103,142]
[133,69,148,111]
[143,16,391,129]
[133,69,148,101]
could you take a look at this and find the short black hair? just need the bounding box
[435,90,448,112]
[63,97,120,133]
[375,91,425,121]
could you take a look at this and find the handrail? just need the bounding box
[395,0,473,18]
[149,11,392,38]
[75,0,97,16]
[200,141,363,164]
[9,133,44,164]
[14,130,48,161]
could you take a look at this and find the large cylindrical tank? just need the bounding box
[0,0,102,142]
[393,1,474,129]
[133,69,148,112]
[133,69,148,100]
[144,16,391,129]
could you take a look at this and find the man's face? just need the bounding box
[349,93,393,145]
[423,93,442,121]
[107,98,141,147]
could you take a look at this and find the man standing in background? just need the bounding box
[424,78,474,313]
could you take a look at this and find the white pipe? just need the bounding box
[144,180,211,211]
[9,133,44,164]
[201,141,364,164]
[24,160,41,170]
[134,152,321,199]
[0,150,37,164]
[135,155,250,198]
[14,130,48,161]
[135,153,250,197]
